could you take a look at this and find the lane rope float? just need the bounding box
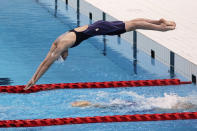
[0,79,191,93]
[0,79,192,128]
[0,112,197,128]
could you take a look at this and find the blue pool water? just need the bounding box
[0,0,197,130]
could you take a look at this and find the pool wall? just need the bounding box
[62,0,197,84]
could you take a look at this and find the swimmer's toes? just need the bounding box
[166,21,176,26]
[160,18,176,26]
[160,24,175,31]
[173,22,176,27]
[167,26,176,30]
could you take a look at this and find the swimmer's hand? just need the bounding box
[24,80,35,90]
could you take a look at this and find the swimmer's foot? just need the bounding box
[159,18,176,26]
[159,18,176,31]
[159,23,176,32]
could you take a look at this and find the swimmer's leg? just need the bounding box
[130,18,176,25]
[124,18,176,32]
[131,18,163,25]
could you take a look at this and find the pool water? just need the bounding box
[0,0,197,130]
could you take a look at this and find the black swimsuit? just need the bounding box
[69,29,91,48]
[69,20,126,48]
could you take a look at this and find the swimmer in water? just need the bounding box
[71,100,196,110]
[24,18,176,90]
[71,100,136,109]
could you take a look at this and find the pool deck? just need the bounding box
[84,0,197,65]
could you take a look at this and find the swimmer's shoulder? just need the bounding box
[55,31,76,43]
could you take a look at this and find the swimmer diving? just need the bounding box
[24,18,176,90]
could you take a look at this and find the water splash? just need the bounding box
[88,91,197,112]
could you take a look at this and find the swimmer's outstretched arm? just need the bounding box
[24,41,68,90]
[71,101,106,108]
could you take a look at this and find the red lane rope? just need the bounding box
[0,112,197,128]
[0,79,191,93]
